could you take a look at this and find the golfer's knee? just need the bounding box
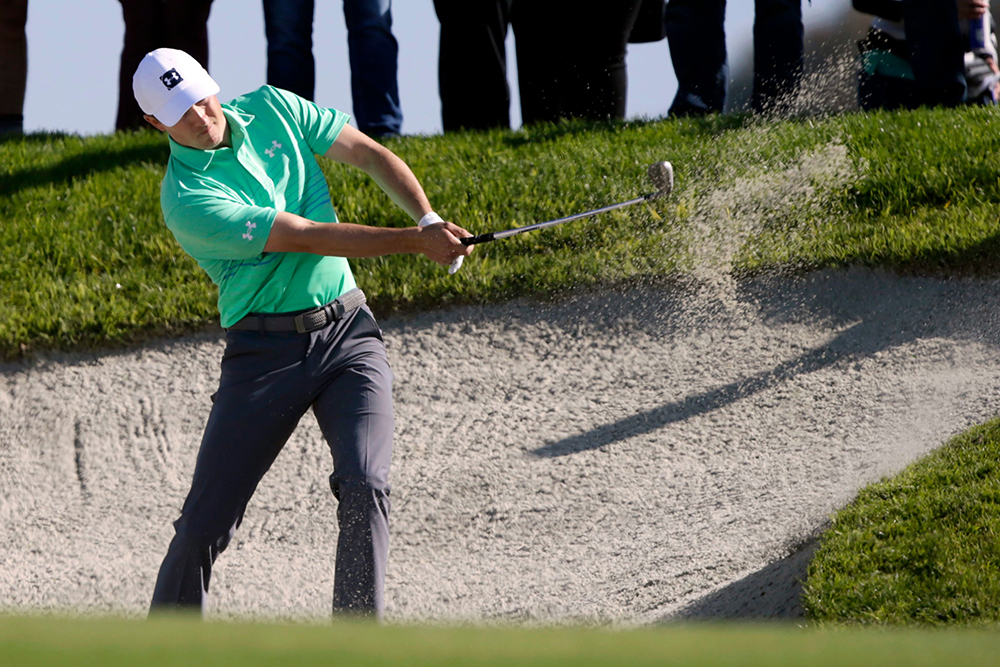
[172,514,238,554]
[329,473,390,513]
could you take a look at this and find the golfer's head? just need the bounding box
[133,48,226,149]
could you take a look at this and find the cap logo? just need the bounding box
[160,68,183,90]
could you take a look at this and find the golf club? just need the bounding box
[445,161,673,274]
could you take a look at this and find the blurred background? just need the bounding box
[20,0,986,136]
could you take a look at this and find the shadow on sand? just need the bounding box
[669,540,819,621]
[532,268,1000,458]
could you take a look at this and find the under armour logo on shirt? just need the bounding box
[242,221,256,241]
[264,140,283,158]
[160,68,183,90]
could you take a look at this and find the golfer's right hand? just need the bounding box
[417,215,473,272]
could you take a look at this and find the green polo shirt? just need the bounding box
[161,85,356,327]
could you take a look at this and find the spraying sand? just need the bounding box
[3,267,1000,624]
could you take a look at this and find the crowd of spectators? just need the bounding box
[0,0,996,137]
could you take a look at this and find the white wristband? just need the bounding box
[418,211,445,227]
[417,211,464,275]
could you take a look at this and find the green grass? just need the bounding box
[804,418,1000,625]
[2,614,999,666]
[7,106,1000,360]
[745,107,1000,275]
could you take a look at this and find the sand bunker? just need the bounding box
[3,267,1000,624]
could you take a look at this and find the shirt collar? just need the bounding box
[167,108,256,171]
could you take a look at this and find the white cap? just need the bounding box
[132,48,220,127]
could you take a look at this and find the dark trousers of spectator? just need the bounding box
[858,71,919,111]
[433,0,641,130]
[150,304,394,617]
[263,0,316,103]
[117,0,214,132]
[513,0,643,125]
[665,0,803,116]
[0,0,28,134]
[902,0,966,107]
[432,0,512,132]
[263,0,402,136]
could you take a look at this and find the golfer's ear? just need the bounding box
[143,114,167,132]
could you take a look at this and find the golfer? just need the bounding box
[135,48,473,618]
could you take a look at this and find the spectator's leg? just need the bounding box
[164,0,214,69]
[665,0,728,116]
[858,69,879,111]
[117,0,167,131]
[902,0,966,107]
[515,1,641,124]
[515,0,602,125]
[752,0,803,114]
[263,0,315,100]
[511,1,561,125]
[0,0,28,134]
[859,70,919,111]
[433,0,512,132]
[343,0,402,136]
[561,0,643,120]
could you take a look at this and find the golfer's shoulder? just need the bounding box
[227,85,299,119]
[159,160,234,222]
[159,160,185,214]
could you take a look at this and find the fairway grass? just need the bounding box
[3,614,1000,666]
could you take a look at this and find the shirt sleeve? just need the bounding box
[164,186,278,262]
[263,85,350,157]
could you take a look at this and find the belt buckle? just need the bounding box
[294,304,335,334]
[293,299,346,334]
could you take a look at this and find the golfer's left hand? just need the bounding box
[418,213,473,274]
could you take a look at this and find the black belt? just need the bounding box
[227,288,367,334]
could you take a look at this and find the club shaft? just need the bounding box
[461,192,656,246]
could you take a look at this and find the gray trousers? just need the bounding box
[150,304,393,617]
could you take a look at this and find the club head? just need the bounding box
[647,161,674,198]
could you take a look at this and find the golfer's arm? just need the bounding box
[323,124,432,223]
[264,125,468,260]
[263,211,424,256]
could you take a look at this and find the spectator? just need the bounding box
[629,0,667,45]
[0,0,28,135]
[513,1,644,125]
[854,0,998,110]
[432,0,512,132]
[433,1,643,131]
[116,0,215,132]
[664,0,804,116]
[263,0,402,137]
